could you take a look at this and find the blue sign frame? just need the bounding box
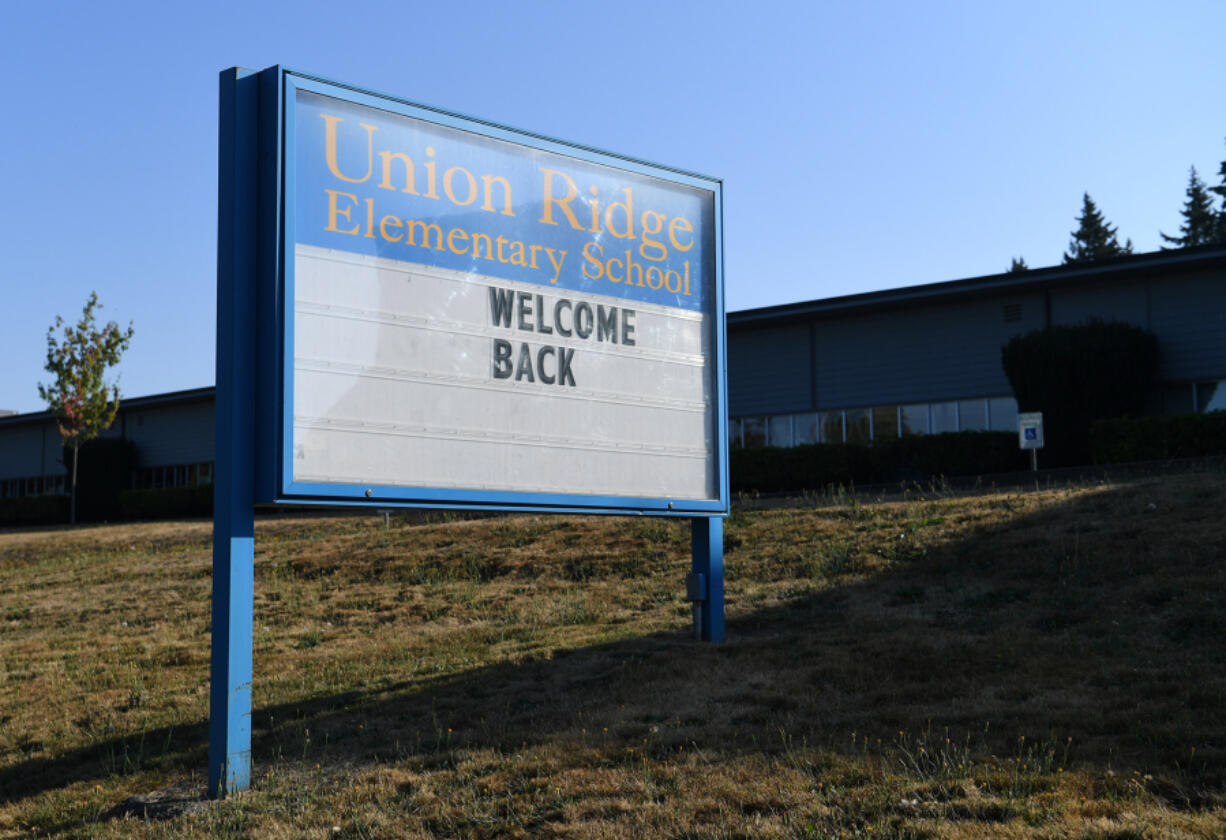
[254,67,728,516]
[212,65,727,799]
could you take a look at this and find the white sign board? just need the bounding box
[267,72,727,513]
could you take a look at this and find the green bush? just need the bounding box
[118,484,213,520]
[1002,319,1159,466]
[1092,411,1226,463]
[0,495,69,526]
[731,431,1025,493]
[66,437,137,522]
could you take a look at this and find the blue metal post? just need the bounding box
[209,67,259,797]
[690,517,725,642]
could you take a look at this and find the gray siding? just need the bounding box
[123,401,215,467]
[727,323,813,415]
[811,293,1044,409]
[1149,272,1226,382]
[1050,280,1148,327]
[0,423,63,479]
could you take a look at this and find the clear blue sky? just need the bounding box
[2,0,1224,414]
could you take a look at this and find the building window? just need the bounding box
[1196,381,1226,413]
[988,397,1018,431]
[728,418,743,449]
[742,417,766,448]
[901,404,928,436]
[872,405,899,441]
[768,415,793,448]
[794,413,819,445]
[931,402,958,434]
[819,411,844,443]
[958,399,988,431]
[845,409,871,444]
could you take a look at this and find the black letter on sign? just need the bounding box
[538,346,556,385]
[557,347,576,387]
[574,302,594,339]
[535,295,553,334]
[516,292,533,331]
[489,287,515,328]
[516,342,535,382]
[621,309,636,346]
[492,339,513,378]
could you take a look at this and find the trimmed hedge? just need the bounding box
[1092,411,1226,463]
[118,484,213,520]
[0,494,69,527]
[68,438,137,522]
[731,431,1026,493]
[1001,319,1159,467]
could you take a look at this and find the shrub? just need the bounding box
[731,431,1025,493]
[1092,411,1226,463]
[66,437,137,522]
[0,494,69,526]
[118,484,213,520]
[1002,319,1159,466]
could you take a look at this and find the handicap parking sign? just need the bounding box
[1018,412,1044,450]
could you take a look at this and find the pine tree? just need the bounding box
[1210,144,1226,245]
[1009,257,1028,272]
[1063,193,1133,264]
[1161,167,1218,248]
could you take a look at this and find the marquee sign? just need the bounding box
[264,71,727,513]
[211,66,728,798]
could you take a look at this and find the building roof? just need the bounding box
[728,246,1226,328]
[0,385,216,429]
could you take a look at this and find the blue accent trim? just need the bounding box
[210,67,258,797]
[690,517,725,642]
[280,68,721,187]
[712,185,730,508]
[267,66,729,516]
[254,66,285,505]
[281,479,725,516]
[279,68,298,501]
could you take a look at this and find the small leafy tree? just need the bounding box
[1001,319,1158,466]
[37,292,134,524]
[1161,166,1219,248]
[1009,256,1028,273]
[1063,193,1133,264]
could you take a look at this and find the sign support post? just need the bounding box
[209,67,259,797]
[689,517,725,642]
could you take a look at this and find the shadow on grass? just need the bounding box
[5,477,1226,817]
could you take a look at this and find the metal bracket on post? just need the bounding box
[689,517,725,642]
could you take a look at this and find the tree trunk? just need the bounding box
[70,441,79,526]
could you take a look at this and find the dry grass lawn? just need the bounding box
[1,473,1225,838]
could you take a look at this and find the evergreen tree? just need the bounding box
[1063,193,1133,264]
[1161,166,1218,248]
[1211,144,1226,245]
[37,292,134,524]
[1009,257,1028,272]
